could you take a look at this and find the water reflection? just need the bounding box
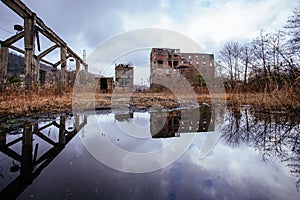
[115,112,134,122]
[151,106,215,138]
[0,107,299,199]
[221,107,300,191]
[0,114,87,199]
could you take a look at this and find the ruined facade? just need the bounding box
[150,48,214,91]
[150,107,214,138]
[115,63,134,91]
[95,76,113,93]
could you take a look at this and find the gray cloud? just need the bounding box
[21,0,162,48]
[1,0,296,63]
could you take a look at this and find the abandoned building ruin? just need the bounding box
[95,63,134,93]
[95,48,215,93]
[95,76,113,93]
[150,48,215,92]
[115,63,134,92]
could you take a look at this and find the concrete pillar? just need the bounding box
[60,46,67,91]
[59,115,66,145]
[52,66,57,86]
[34,58,40,85]
[83,115,87,125]
[75,115,79,131]
[0,131,6,146]
[0,46,8,92]
[24,14,36,89]
[21,122,33,182]
[75,59,80,75]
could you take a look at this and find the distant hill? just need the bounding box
[7,52,52,78]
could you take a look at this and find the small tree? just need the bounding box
[194,73,207,87]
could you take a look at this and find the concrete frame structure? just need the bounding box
[0,0,88,91]
[150,48,215,91]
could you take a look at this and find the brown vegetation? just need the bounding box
[0,85,72,118]
[1,84,299,121]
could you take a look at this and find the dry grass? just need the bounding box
[226,90,300,112]
[1,86,299,119]
[0,86,73,118]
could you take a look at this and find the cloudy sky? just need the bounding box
[0,0,297,83]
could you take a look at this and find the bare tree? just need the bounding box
[232,42,242,81]
[240,43,254,84]
[219,41,243,91]
[284,2,300,87]
[252,29,270,76]
[219,42,234,81]
[285,2,300,52]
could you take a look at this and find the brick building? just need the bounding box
[115,63,134,91]
[150,48,215,91]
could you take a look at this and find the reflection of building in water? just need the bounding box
[115,112,134,122]
[0,114,87,199]
[151,106,214,138]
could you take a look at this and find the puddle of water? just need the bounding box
[0,106,299,199]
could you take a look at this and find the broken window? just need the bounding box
[158,60,163,65]
[173,60,178,66]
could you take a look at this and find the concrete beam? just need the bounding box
[67,47,88,69]
[9,45,54,66]
[1,0,88,90]
[1,0,32,18]
[76,59,80,75]
[37,44,58,60]
[36,27,65,47]
[1,31,24,46]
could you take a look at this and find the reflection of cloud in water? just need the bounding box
[187,138,298,199]
[95,113,169,153]
[15,111,299,199]
[81,114,196,173]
